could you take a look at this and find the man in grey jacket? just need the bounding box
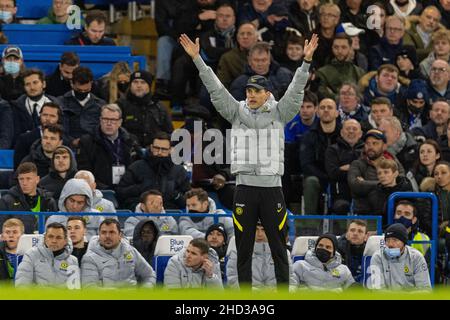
[164,238,223,289]
[368,223,431,291]
[15,222,80,288]
[179,32,318,288]
[81,218,156,288]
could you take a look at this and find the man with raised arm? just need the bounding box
[179,33,318,289]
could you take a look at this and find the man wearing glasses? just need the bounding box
[426,59,450,103]
[117,131,190,210]
[77,103,139,190]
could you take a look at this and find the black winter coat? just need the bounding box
[20,140,52,178]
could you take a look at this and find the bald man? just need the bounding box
[427,59,450,102]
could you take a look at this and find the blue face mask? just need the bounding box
[394,216,413,229]
[0,10,12,22]
[3,61,20,74]
[384,247,401,259]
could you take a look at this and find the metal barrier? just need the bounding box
[386,192,438,286]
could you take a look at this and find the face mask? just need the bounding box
[118,82,129,93]
[394,216,413,229]
[274,18,289,32]
[29,93,44,102]
[407,103,423,115]
[0,10,12,22]
[384,247,401,259]
[315,248,332,263]
[73,90,89,101]
[3,61,20,74]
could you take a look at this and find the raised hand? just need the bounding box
[303,33,319,61]
[179,34,200,59]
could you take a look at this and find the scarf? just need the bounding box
[387,132,407,156]
[216,25,236,49]
[390,0,417,18]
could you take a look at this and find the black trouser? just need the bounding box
[233,185,289,287]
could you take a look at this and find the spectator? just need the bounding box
[338,22,368,71]
[0,218,23,282]
[132,219,160,265]
[96,61,131,103]
[0,162,57,234]
[410,139,441,191]
[77,103,139,190]
[124,189,179,237]
[403,6,443,62]
[300,98,340,214]
[420,29,450,78]
[46,178,103,239]
[387,0,422,18]
[423,162,450,231]
[117,71,173,148]
[0,95,13,149]
[67,216,88,266]
[0,0,18,24]
[426,59,450,103]
[378,116,418,172]
[337,220,368,283]
[348,129,405,214]
[117,132,190,210]
[38,0,73,24]
[179,188,234,239]
[395,48,423,80]
[14,102,62,168]
[65,10,115,46]
[316,34,365,99]
[339,0,366,30]
[0,46,24,101]
[411,99,450,141]
[15,223,80,288]
[60,66,105,149]
[20,124,64,178]
[279,34,304,73]
[292,233,354,290]
[81,218,156,288]
[39,146,77,200]
[288,0,319,39]
[230,42,293,101]
[431,0,450,29]
[45,52,80,98]
[164,238,223,289]
[397,79,429,131]
[205,223,228,281]
[313,3,341,68]
[361,97,394,132]
[368,223,431,290]
[227,221,295,290]
[325,119,364,214]
[439,119,450,161]
[364,2,386,49]
[336,82,368,123]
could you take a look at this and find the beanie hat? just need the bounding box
[130,70,153,87]
[406,79,429,102]
[385,223,408,244]
[205,223,228,244]
[315,233,338,255]
[395,48,418,67]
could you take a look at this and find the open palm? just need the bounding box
[179,34,200,59]
[303,33,319,61]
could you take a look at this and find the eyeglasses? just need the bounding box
[151,145,170,153]
[100,117,121,124]
[321,13,339,19]
[386,27,404,33]
[430,67,448,73]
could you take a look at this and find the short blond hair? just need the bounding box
[2,218,25,234]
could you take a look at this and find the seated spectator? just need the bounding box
[368,223,431,290]
[77,104,139,190]
[132,219,160,265]
[0,95,13,149]
[432,0,450,29]
[439,119,450,161]
[39,145,77,200]
[81,219,155,288]
[21,124,64,178]
[0,162,57,234]
[116,71,173,148]
[378,116,418,172]
[14,102,62,168]
[95,62,131,103]
[15,223,80,288]
[337,220,369,283]
[46,178,103,239]
[409,139,441,191]
[338,0,366,30]
[336,82,368,124]
[395,48,423,80]
[288,0,319,39]
[0,0,18,24]
[117,132,190,210]
[313,3,341,68]
[45,52,80,98]
[411,99,450,141]
[65,10,115,46]
[420,29,450,78]
[361,97,394,133]
[124,189,179,237]
[426,59,450,103]
[279,34,304,73]
[205,223,228,281]
[179,188,234,240]
[0,218,24,282]
[325,119,364,214]
[164,238,223,289]
[37,0,73,24]
[60,66,105,149]
[397,79,429,131]
[316,34,365,99]
[227,221,295,290]
[292,233,354,290]
[67,216,88,266]
[0,46,25,101]
[230,42,293,101]
[337,22,368,71]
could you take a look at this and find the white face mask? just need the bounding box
[0,10,12,22]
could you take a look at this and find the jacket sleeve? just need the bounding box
[325,145,346,181]
[193,56,240,124]
[292,260,305,289]
[342,266,356,289]
[288,250,298,290]
[14,252,35,287]
[412,251,432,290]
[347,160,378,196]
[0,101,13,149]
[276,62,310,124]
[168,217,180,235]
[81,255,101,288]
[178,217,205,238]
[316,68,335,100]
[124,216,140,237]
[134,248,156,287]
[76,135,94,172]
[205,259,224,289]
[116,164,144,201]
[368,46,382,71]
[217,55,236,89]
[219,216,235,240]
[225,248,238,288]
[367,252,386,290]
[163,256,182,289]
[300,132,328,180]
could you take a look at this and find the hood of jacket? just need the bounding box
[304,249,343,270]
[132,219,160,257]
[49,145,78,178]
[58,178,94,212]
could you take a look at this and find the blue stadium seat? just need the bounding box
[15,234,44,279]
[100,190,119,209]
[361,235,385,287]
[0,150,14,170]
[3,24,77,45]
[116,209,132,228]
[152,235,193,283]
[291,236,318,262]
[16,0,52,19]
